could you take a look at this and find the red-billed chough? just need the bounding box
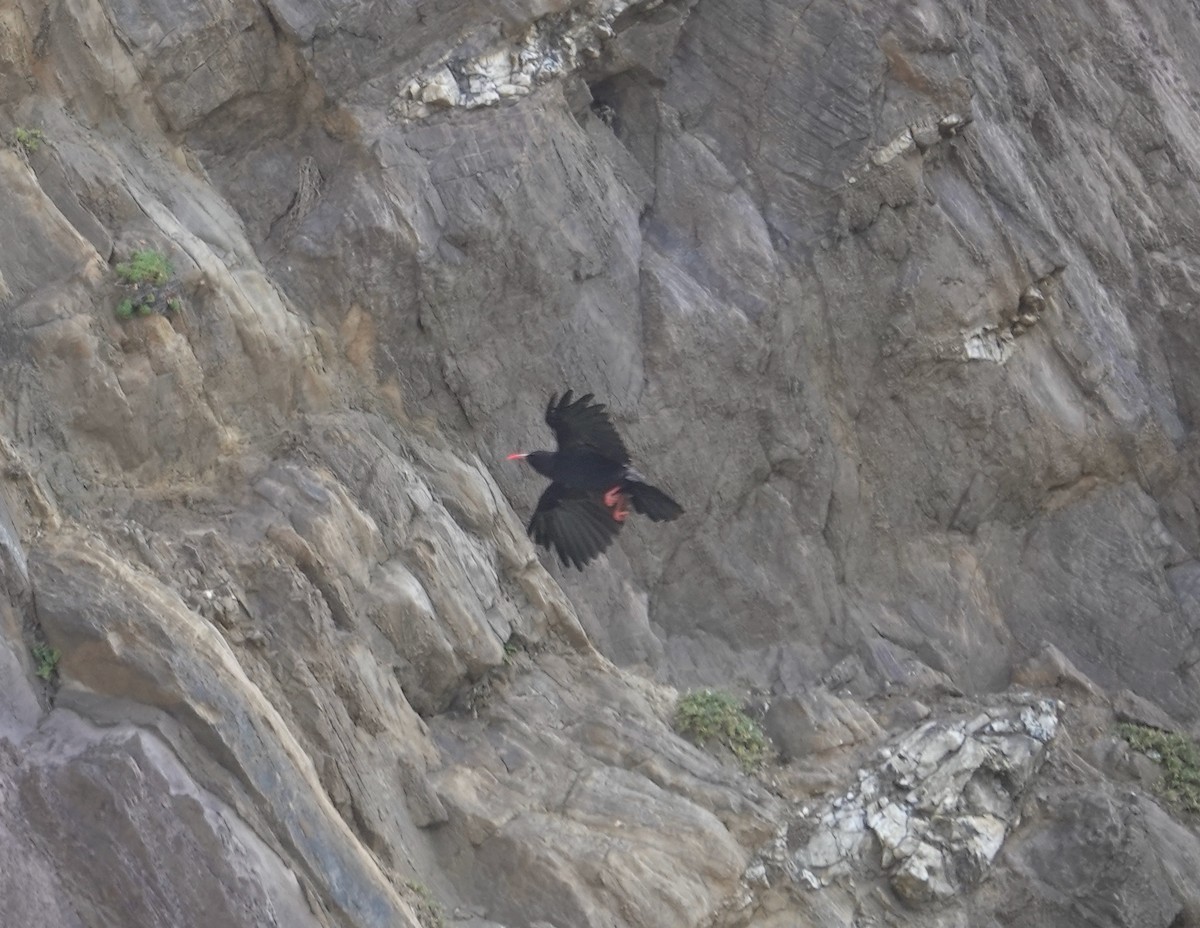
[507,390,683,569]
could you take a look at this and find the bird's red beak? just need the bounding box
[505,453,528,461]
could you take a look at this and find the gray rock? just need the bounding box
[764,689,882,760]
[15,713,323,928]
[1013,641,1104,701]
[1113,689,1180,733]
[5,0,1200,925]
[30,536,426,928]
[997,791,1181,928]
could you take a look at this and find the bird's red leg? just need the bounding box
[603,486,630,522]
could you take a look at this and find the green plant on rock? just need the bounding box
[115,249,172,285]
[404,881,446,928]
[14,127,45,152]
[31,643,60,681]
[502,634,524,665]
[1118,722,1200,814]
[112,249,182,320]
[674,688,768,771]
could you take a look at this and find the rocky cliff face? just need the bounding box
[3,0,1200,925]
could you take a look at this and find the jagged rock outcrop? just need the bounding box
[793,698,1059,903]
[3,0,1200,925]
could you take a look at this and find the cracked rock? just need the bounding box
[393,0,667,119]
[792,698,1058,902]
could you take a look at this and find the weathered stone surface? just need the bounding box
[4,0,1200,924]
[430,652,779,927]
[30,535,426,928]
[15,714,322,928]
[1113,689,1181,733]
[1013,641,1104,701]
[983,484,1197,719]
[996,791,1183,928]
[764,688,882,760]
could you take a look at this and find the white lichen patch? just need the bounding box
[791,698,1058,903]
[393,0,665,120]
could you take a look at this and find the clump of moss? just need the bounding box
[1118,722,1200,814]
[14,127,45,152]
[112,249,182,319]
[674,689,768,771]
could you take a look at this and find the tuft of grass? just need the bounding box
[14,127,45,152]
[112,249,183,320]
[115,249,172,285]
[404,881,446,928]
[674,689,768,771]
[31,643,60,681]
[1118,722,1200,814]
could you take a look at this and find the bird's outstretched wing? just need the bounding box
[528,482,623,570]
[545,390,630,464]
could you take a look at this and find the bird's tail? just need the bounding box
[626,481,684,522]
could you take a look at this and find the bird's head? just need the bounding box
[505,450,555,478]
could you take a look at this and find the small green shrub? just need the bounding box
[1118,722,1200,814]
[115,249,172,285]
[14,127,45,152]
[674,689,768,771]
[405,881,446,928]
[31,644,60,681]
[502,634,524,666]
[112,249,182,320]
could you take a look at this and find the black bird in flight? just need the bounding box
[507,391,684,569]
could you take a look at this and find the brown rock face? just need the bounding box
[3,0,1200,925]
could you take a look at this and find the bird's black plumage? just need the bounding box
[509,391,683,569]
[545,390,630,466]
[527,483,623,570]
